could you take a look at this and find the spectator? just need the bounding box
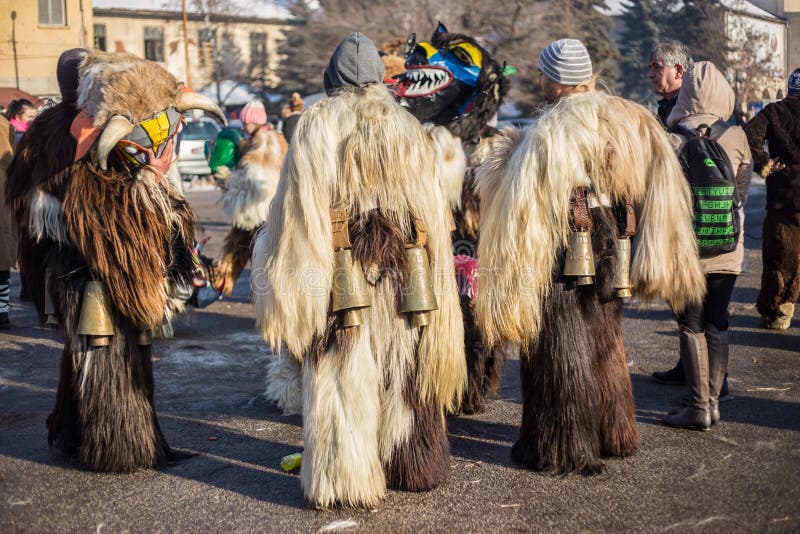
[281,92,304,144]
[649,41,700,388]
[662,61,753,430]
[5,99,36,144]
[648,40,692,125]
[537,38,593,102]
[0,113,17,329]
[745,67,800,330]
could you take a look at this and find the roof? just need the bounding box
[0,88,44,109]
[92,7,300,26]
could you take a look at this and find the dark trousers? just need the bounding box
[757,209,800,320]
[677,273,737,333]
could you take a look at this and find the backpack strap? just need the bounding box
[707,120,731,141]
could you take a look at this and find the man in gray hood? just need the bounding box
[323,32,384,95]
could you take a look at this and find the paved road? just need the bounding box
[1,180,798,532]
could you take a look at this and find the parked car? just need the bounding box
[177,117,222,178]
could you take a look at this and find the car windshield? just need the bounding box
[181,121,219,141]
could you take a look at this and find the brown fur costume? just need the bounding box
[6,51,224,472]
[476,92,705,474]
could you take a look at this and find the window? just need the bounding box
[144,27,164,62]
[94,24,107,51]
[198,29,217,67]
[39,0,66,26]
[250,33,268,66]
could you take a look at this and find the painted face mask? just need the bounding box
[396,28,483,122]
[395,23,514,132]
[117,107,183,167]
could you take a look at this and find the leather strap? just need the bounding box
[330,208,351,250]
[411,217,428,248]
[570,187,593,231]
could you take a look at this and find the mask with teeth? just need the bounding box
[395,22,512,141]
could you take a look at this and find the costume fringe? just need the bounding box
[252,84,465,413]
[476,92,704,348]
[62,164,194,329]
[221,128,287,231]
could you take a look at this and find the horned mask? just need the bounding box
[70,52,226,171]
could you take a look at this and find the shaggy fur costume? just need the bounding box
[252,84,465,508]
[5,51,221,472]
[476,91,705,474]
[397,25,514,414]
[217,128,287,296]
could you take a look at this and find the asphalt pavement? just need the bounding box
[1,179,798,533]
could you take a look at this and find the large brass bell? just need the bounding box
[563,230,595,286]
[77,281,115,346]
[399,246,439,327]
[44,268,59,326]
[614,238,633,298]
[330,248,371,328]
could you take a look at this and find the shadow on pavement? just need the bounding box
[631,373,800,432]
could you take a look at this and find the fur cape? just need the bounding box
[252,84,466,508]
[476,91,706,348]
[221,127,287,231]
[253,84,465,411]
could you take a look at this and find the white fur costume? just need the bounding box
[252,84,465,508]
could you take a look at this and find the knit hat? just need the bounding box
[57,48,87,104]
[538,39,593,86]
[789,67,800,97]
[240,100,267,125]
[323,32,385,96]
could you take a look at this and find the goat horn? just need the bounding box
[96,115,133,171]
[175,92,228,125]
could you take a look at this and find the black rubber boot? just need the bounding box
[652,358,686,385]
[664,329,710,430]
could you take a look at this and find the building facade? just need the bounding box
[750,0,800,71]
[0,0,92,97]
[92,8,295,93]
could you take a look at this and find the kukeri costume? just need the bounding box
[395,23,516,414]
[6,50,225,472]
[475,91,705,474]
[252,33,465,508]
[216,122,287,296]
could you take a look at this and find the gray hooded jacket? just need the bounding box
[323,32,385,96]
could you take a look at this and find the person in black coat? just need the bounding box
[745,68,800,330]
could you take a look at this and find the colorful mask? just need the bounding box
[395,23,513,141]
[118,108,183,167]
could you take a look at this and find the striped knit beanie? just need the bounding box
[538,39,593,86]
[789,67,800,97]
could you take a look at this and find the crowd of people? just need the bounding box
[0,30,797,510]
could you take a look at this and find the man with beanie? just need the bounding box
[253,32,466,508]
[648,40,693,125]
[745,67,800,330]
[537,38,593,102]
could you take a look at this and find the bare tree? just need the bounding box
[277,0,617,113]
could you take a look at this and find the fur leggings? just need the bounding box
[757,208,800,321]
[511,208,639,475]
[301,320,449,509]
